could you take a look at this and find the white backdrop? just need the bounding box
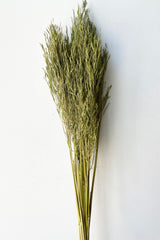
[0,0,160,239]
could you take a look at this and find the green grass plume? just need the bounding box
[41,1,111,239]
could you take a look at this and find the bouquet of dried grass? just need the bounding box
[41,1,111,239]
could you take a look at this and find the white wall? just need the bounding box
[0,0,160,239]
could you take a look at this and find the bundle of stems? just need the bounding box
[41,1,111,239]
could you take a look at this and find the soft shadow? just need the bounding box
[93,48,122,240]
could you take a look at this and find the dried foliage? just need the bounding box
[41,1,111,239]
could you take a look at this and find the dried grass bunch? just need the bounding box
[41,1,111,239]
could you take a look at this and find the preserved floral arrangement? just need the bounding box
[41,1,111,239]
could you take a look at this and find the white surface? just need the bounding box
[0,0,160,239]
